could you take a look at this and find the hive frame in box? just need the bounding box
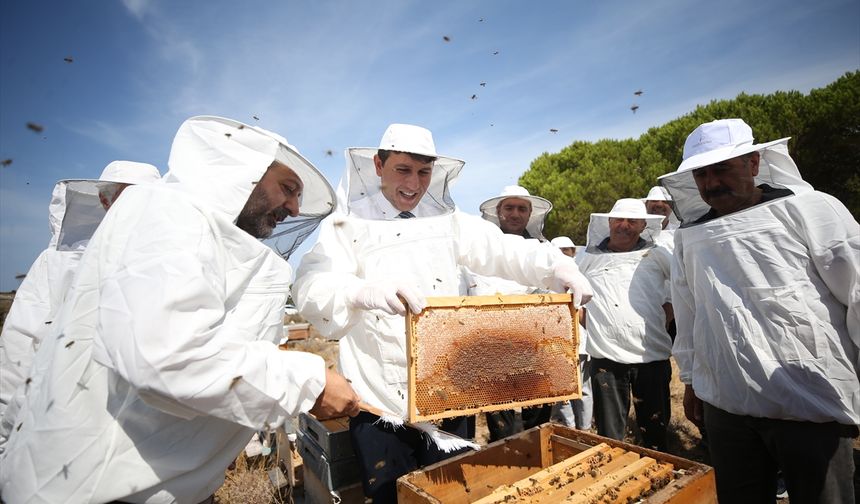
[405,293,580,423]
[397,424,716,503]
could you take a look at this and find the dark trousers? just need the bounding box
[486,409,519,442]
[349,412,474,503]
[486,405,552,443]
[703,402,857,504]
[590,357,670,451]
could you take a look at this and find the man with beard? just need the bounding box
[577,198,674,451]
[0,116,360,503]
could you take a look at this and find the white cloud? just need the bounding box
[120,0,152,20]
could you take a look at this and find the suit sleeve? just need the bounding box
[292,214,366,340]
[92,204,325,430]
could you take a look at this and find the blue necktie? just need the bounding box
[397,211,415,219]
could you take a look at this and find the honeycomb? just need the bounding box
[477,443,676,504]
[407,294,580,422]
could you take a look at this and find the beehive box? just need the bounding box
[299,413,354,462]
[406,294,580,423]
[397,424,715,503]
[297,431,363,491]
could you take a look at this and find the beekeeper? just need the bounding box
[578,198,674,451]
[548,236,593,431]
[0,161,160,446]
[294,123,593,502]
[659,118,859,503]
[0,116,360,504]
[642,185,678,251]
[471,186,555,441]
[480,184,551,239]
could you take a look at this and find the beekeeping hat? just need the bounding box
[550,236,575,249]
[51,161,162,250]
[585,198,664,252]
[643,186,672,203]
[480,185,552,240]
[98,161,161,185]
[165,116,336,258]
[658,118,810,224]
[343,123,465,217]
[642,185,679,229]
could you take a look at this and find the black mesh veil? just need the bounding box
[267,144,336,259]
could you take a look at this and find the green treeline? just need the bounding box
[521,71,859,244]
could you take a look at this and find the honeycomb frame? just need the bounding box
[405,293,581,423]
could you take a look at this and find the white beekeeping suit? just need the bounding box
[0,117,336,503]
[294,127,591,420]
[0,161,160,446]
[579,199,672,364]
[659,121,860,424]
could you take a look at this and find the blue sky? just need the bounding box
[1,0,857,291]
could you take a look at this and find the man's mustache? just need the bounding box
[272,207,291,224]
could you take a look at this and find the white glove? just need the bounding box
[551,262,593,308]
[346,280,427,316]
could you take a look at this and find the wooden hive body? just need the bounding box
[406,294,581,423]
[397,424,716,503]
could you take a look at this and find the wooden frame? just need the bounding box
[405,293,581,423]
[397,424,716,504]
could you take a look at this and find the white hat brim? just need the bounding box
[479,194,553,217]
[676,137,790,173]
[591,211,666,221]
[347,147,464,167]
